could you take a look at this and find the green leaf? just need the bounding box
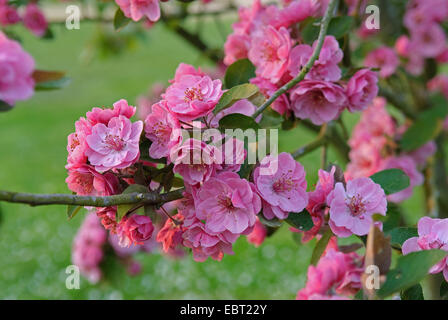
[401,284,424,300]
[258,215,282,228]
[113,8,131,31]
[258,108,283,129]
[67,205,83,220]
[377,249,446,298]
[385,227,418,248]
[310,228,333,265]
[370,169,410,195]
[219,113,259,130]
[327,16,355,39]
[224,59,256,89]
[400,103,448,152]
[285,211,314,231]
[35,77,71,91]
[213,84,259,115]
[301,18,320,44]
[116,184,148,221]
[0,100,13,112]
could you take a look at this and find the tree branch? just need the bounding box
[0,188,185,207]
[252,0,338,119]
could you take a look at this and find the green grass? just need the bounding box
[0,21,429,299]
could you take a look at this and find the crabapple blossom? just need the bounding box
[85,115,143,172]
[345,69,379,112]
[86,99,136,126]
[290,80,347,125]
[253,152,308,220]
[115,0,161,22]
[195,172,261,234]
[66,164,119,196]
[144,101,180,159]
[247,218,267,247]
[327,177,387,237]
[0,3,20,26]
[364,47,399,78]
[157,214,186,253]
[117,214,154,247]
[0,32,34,105]
[163,67,222,122]
[403,217,448,282]
[23,3,47,37]
[248,25,292,83]
[297,249,363,300]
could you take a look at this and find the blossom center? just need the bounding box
[347,194,366,217]
[218,195,235,211]
[273,175,295,193]
[184,87,204,102]
[105,134,125,151]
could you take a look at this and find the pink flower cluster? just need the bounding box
[0,2,48,37]
[346,97,428,203]
[403,217,448,282]
[0,31,35,105]
[297,248,363,300]
[115,0,161,23]
[224,0,379,123]
[399,0,448,75]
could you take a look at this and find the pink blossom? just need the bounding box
[409,23,446,58]
[248,26,292,83]
[195,172,261,234]
[169,63,206,84]
[72,213,107,283]
[224,33,250,66]
[346,143,385,180]
[115,0,160,22]
[290,80,347,125]
[23,4,48,37]
[144,101,180,159]
[382,156,423,203]
[0,32,34,105]
[85,115,143,172]
[208,98,258,128]
[307,166,335,215]
[182,221,236,262]
[395,35,410,57]
[403,217,448,282]
[0,4,20,26]
[170,138,221,185]
[157,214,186,253]
[66,164,119,196]
[345,69,379,112]
[279,0,315,26]
[117,214,154,247]
[247,218,267,247]
[254,152,308,220]
[86,99,136,126]
[163,67,222,122]
[365,47,399,78]
[437,48,448,64]
[289,36,343,82]
[96,206,118,233]
[327,177,387,237]
[297,249,363,300]
[407,141,437,167]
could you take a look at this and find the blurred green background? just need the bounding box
[0,18,427,299]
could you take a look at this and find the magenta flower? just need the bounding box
[182,221,236,262]
[86,115,143,172]
[403,217,448,282]
[117,214,154,247]
[290,80,347,125]
[23,4,48,37]
[289,36,343,82]
[307,166,335,216]
[86,99,136,126]
[0,32,34,105]
[364,47,399,78]
[250,76,290,115]
[254,152,308,220]
[0,3,20,26]
[66,164,119,196]
[327,177,387,237]
[170,138,221,186]
[144,101,180,159]
[115,0,161,22]
[248,25,292,83]
[163,67,222,122]
[224,33,250,66]
[247,218,267,247]
[297,249,363,300]
[195,172,261,234]
[346,69,379,112]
